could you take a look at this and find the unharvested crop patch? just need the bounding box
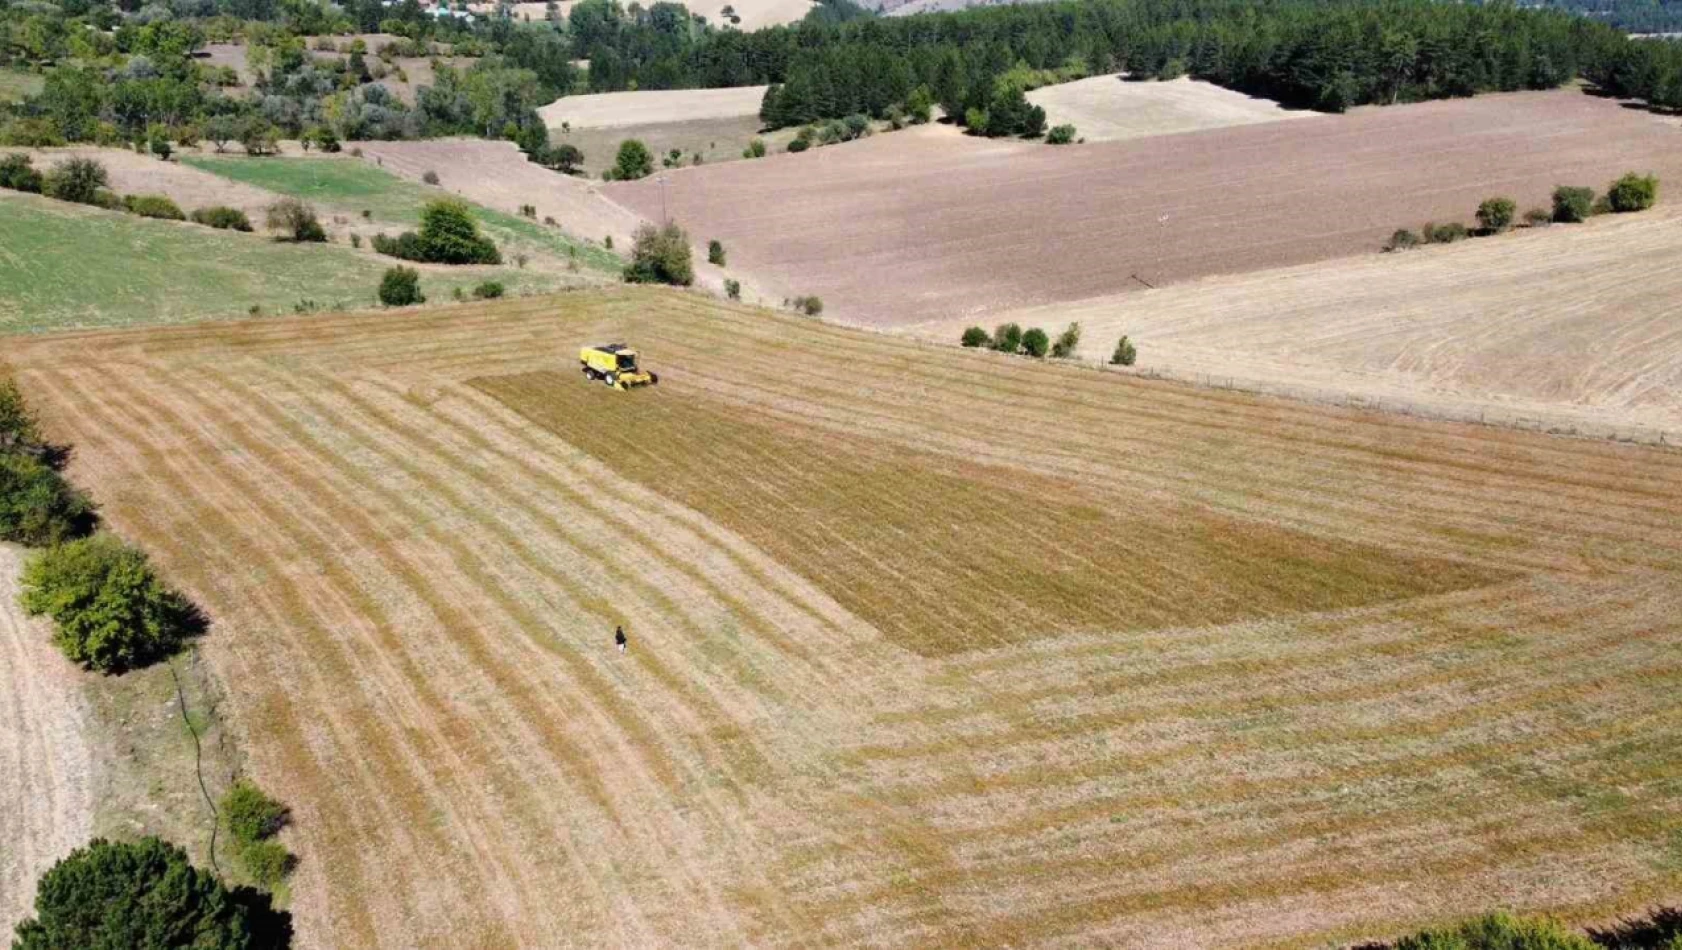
[8,287,1682,947]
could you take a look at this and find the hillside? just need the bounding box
[9,288,1682,947]
[607,89,1682,326]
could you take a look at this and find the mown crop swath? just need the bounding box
[8,287,1682,948]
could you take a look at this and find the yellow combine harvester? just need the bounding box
[579,343,659,390]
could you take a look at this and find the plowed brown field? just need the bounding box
[9,287,1682,948]
[607,89,1682,326]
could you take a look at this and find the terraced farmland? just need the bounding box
[8,288,1682,947]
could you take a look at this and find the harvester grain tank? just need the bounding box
[579,343,659,390]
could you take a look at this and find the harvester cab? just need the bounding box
[580,343,659,390]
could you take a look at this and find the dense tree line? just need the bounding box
[1531,0,1682,35]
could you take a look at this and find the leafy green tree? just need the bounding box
[204,115,240,153]
[541,143,585,174]
[905,85,934,124]
[991,322,1023,354]
[42,157,109,205]
[613,139,654,181]
[416,199,500,264]
[1607,172,1658,212]
[238,119,279,157]
[1553,185,1595,223]
[1476,196,1516,232]
[378,266,424,306]
[265,198,326,243]
[1020,326,1051,358]
[13,838,272,950]
[707,239,726,266]
[1110,335,1137,366]
[1046,124,1077,144]
[961,326,990,347]
[21,534,198,674]
[0,453,95,547]
[623,222,694,286]
[724,278,741,300]
[0,375,43,452]
[1050,322,1081,358]
[222,780,289,848]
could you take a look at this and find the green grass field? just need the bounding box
[0,193,571,333]
[0,68,42,103]
[182,155,622,273]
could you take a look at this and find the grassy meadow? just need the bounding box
[0,193,566,333]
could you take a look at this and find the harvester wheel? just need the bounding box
[603,372,617,388]
[649,372,659,385]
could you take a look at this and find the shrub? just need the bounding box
[1050,322,1081,358]
[222,780,289,847]
[0,153,43,193]
[21,534,198,674]
[1392,911,1596,950]
[239,839,294,888]
[991,322,1023,354]
[1426,221,1469,244]
[1553,185,1595,223]
[1476,196,1515,233]
[350,233,362,249]
[539,143,584,174]
[11,838,260,950]
[843,114,872,139]
[787,137,811,153]
[1046,124,1077,145]
[905,85,934,124]
[43,158,109,205]
[190,206,253,231]
[147,127,172,162]
[960,326,990,347]
[614,139,654,181]
[1591,194,1614,216]
[622,222,694,286]
[472,281,505,299]
[1020,327,1051,358]
[414,199,500,264]
[421,169,440,185]
[1387,229,1422,251]
[707,239,726,266]
[742,138,766,159]
[266,199,326,242]
[123,194,185,221]
[238,119,278,157]
[0,376,42,453]
[1523,207,1552,227]
[1111,335,1137,366]
[794,295,823,316]
[724,278,741,300]
[0,453,96,547]
[1607,172,1659,212]
[378,266,424,306]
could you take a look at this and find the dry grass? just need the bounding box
[8,287,1682,947]
[1027,75,1320,143]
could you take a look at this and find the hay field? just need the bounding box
[9,287,1682,947]
[1027,75,1319,143]
[606,89,1682,326]
[539,86,770,130]
[920,204,1682,439]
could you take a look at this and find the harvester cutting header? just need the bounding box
[580,343,659,390]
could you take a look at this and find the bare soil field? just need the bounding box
[1027,75,1318,143]
[540,85,770,130]
[9,287,1682,947]
[0,546,94,937]
[686,0,815,29]
[921,204,1682,440]
[606,89,1682,327]
[551,115,802,177]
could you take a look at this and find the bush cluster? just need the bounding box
[222,780,295,888]
[124,194,186,221]
[266,198,327,243]
[473,280,505,299]
[789,295,824,317]
[1046,124,1078,145]
[1388,173,1659,253]
[373,200,500,265]
[0,377,95,548]
[623,222,694,286]
[21,534,199,674]
[379,266,425,307]
[191,206,254,232]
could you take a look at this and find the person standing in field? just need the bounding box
[615,625,627,653]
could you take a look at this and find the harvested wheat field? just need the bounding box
[1027,75,1319,143]
[9,286,1682,947]
[539,86,770,130]
[608,89,1682,326]
[921,203,1682,440]
[0,547,95,937]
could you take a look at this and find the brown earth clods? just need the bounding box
[7,287,1682,948]
[606,89,1682,327]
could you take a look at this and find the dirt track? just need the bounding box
[607,89,1682,327]
[0,546,94,936]
[9,289,1682,947]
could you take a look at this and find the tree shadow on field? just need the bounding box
[1588,906,1682,948]
[231,884,296,950]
